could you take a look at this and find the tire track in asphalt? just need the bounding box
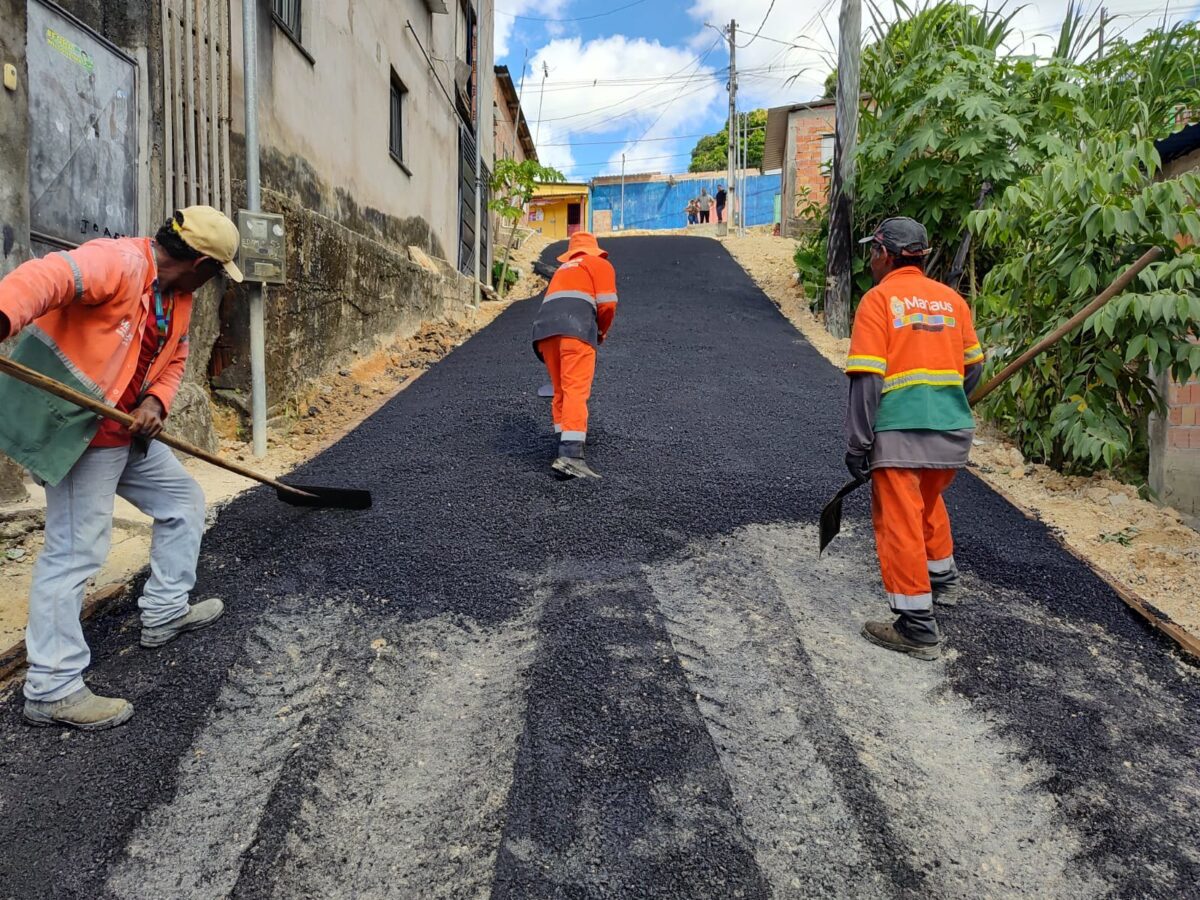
[106,603,350,899]
[649,523,1105,899]
[247,610,540,900]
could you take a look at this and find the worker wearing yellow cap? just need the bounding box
[0,206,243,730]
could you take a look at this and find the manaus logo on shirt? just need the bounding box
[890,294,956,332]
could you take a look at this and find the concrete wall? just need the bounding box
[492,72,530,165]
[229,0,494,262]
[781,104,835,238]
[590,171,781,233]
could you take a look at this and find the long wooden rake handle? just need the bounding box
[969,246,1164,405]
[0,355,316,500]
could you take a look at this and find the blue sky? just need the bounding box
[492,0,1198,180]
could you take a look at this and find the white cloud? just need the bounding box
[526,34,725,175]
[494,0,564,60]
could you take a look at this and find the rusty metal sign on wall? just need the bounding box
[27,0,138,251]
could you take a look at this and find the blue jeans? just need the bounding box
[24,441,206,701]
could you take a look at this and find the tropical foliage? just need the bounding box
[489,158,565,297]
[689,109,769,172]
[793,1,1200,474]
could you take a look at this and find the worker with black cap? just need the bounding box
[843,216,985,660]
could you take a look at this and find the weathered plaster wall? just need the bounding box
[212,182,476,404]
[228,0,495,261]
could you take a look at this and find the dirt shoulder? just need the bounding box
[0,232,552,665]
[723,230,1200,646]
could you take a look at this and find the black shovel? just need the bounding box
[817,245,1164,555]
[0,355,371,511]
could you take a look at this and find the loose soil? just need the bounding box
[722,230,1200,643]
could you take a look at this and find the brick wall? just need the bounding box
[781,104,835,237]
[793,113,835,206]
[1167,379,1200,448]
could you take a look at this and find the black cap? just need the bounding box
[859,216,931,257]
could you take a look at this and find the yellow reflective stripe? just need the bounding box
[845,354,887,374]
[963,343,984,364]
[882,368,964,393]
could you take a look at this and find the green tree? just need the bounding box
[488,158,565,297]
[688,109,769,172]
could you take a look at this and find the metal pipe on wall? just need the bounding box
[161,0,175,217]
[242,0,267,458]
[472,0,483,306]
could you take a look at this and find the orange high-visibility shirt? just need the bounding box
[532,254,618,350]
[845,266,983,432]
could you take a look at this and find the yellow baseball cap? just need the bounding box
[173,206,244,282]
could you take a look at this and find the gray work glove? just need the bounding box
[845,450,870,484]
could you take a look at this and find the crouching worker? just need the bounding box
[531,232,618,479]
[844,216,984,660]
[0,206,244,729]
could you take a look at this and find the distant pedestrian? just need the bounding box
[844,216,984,661]
[531,232,618,479]
[715,183,727,223]
[0,206,243,729]
[686,198,700,226]
[697,188,713,224]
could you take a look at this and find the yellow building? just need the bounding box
[525,182,590,241]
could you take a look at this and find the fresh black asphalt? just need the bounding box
[0,235,1197,898]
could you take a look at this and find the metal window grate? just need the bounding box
[390,75,406,163]
[272,0,301,39]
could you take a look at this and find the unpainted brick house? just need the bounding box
[763,98,836,238]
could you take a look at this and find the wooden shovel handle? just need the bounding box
[969,246,1164,406]
[0,355,314,499]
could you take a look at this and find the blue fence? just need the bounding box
[590,172,781,232]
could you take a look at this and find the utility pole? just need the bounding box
[726,19,737,234]
[535,61,549,145]
[241,0,267,457]
[472,0,483,307]
[824,0,861,339]
[620,153,626,231]
[1098,6,1108,56]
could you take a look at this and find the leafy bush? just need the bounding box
[492,259,518,291]
[970,139,1200,471]
[792,3,1200,475]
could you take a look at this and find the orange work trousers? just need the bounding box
[537,335,596,447]
[870,467,957,611]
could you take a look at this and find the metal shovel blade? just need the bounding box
[275,482,373,510]
[819,480,867,555]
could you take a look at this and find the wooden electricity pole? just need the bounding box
[824,0,862,339]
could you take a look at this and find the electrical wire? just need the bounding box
[740,0,779,48]
[496,0,651,22]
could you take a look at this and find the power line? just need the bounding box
[540,126,767,147]
[740,0,779,48]
[496,0,651,22]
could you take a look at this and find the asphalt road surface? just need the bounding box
[1,236,1197,900]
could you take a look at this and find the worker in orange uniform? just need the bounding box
[844,217,985,660]
[531,232,618,479]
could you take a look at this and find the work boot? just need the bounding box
[24,686,133,731]
[861,619,942,661]
[551,456,601,479]
[931,571,961,607]
[141,597,225,648]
